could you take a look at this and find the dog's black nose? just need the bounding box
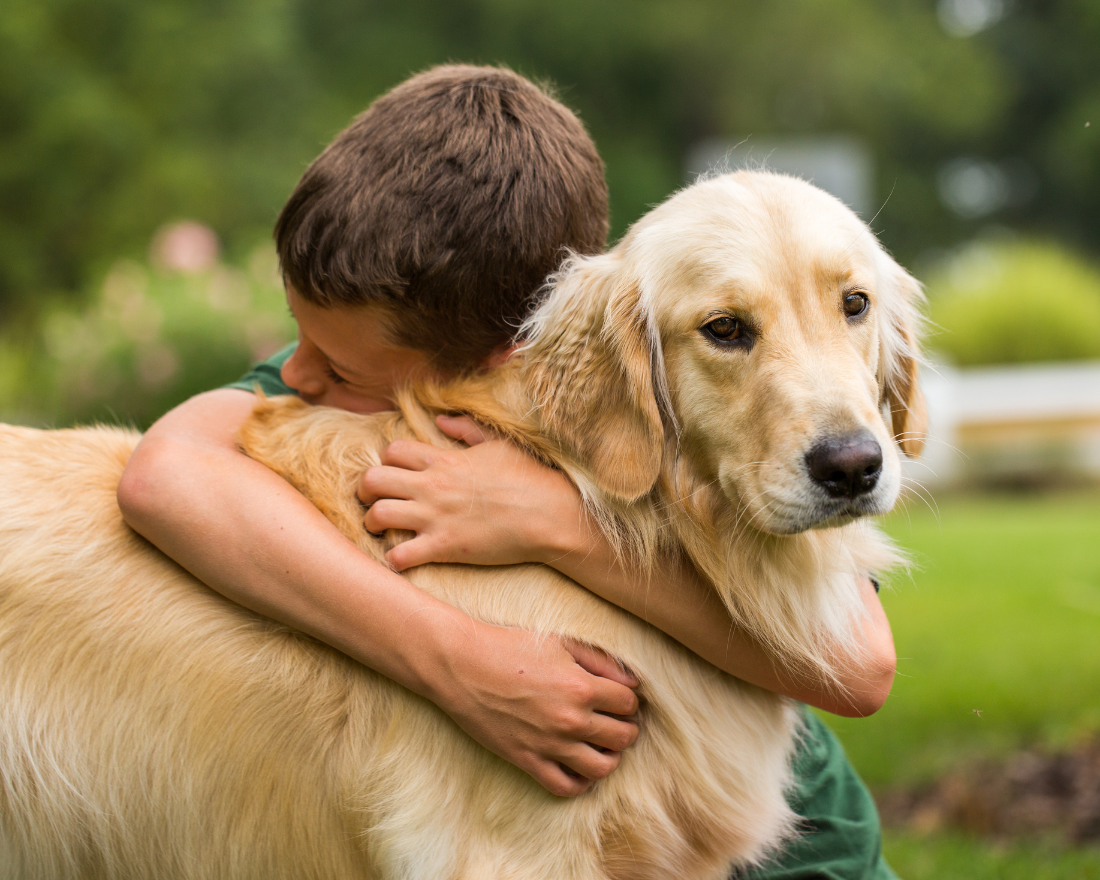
[805,432,883,499]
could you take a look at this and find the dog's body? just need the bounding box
[0,172,924,880]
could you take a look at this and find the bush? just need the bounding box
[926,241,1100,367]
[0,247,294,430]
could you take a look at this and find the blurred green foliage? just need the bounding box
[927,240,1100,365]
[5,0,1099,320]
[0,247,294,428]
[827,492,1100,788]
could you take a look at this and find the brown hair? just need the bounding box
[275,64,609,372]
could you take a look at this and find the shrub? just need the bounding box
[0,247,294,430]
[926,240,1100,367]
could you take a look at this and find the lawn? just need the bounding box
[883,832,1100,879]
[820,491,1100,877]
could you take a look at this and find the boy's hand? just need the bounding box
[357,415,582,572]
[424,620,641,797]
[358,414,642,795]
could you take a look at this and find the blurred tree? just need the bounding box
[291,0,1007,250]
[1,0,1096,322]
[0,245,295,429]
[976,0,1100,255]
[0,0,317,312]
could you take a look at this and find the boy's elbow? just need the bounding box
[118,388,256,533]
[830,648,897,718]
[117,437,198,533]
[117,443,165,529]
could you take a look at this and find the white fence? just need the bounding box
[908,359,1100,487]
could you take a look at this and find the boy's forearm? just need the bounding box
[117,392,464,698]
[541,526,895,717]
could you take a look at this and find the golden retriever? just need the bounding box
[0,171,925,880]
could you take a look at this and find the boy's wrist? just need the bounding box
[393,610,458,703]
[529,513,583,567]
[527,479,591,566]
[398,602,495,710]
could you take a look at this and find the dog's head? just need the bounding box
[522,171,925,535]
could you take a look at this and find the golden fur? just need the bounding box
[0,171,925,879]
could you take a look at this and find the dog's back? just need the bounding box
[0,411,798,880]
[0,424,377,877]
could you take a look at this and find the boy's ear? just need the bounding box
[878,257,928,458]
[482,341,520,369]
[523,254,665,502]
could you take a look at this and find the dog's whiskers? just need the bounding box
[899,476,940,521]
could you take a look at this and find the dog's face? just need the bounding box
[524,171,926,535]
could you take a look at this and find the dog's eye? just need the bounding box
[843,291,869,319]
[702,316,751,349]
[707,317,741,339]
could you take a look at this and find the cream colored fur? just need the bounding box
[0,171,925,880]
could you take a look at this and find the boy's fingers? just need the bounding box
[436,414,492,446]
[379,440,437,471]
[588,676,641,719]
[363,499,426,537]
[534,762,592,798]
[557,743,622,783]
[582,714,640,754]
[384,535,437,571]
[565,640,639,689]
[357,465,420,506]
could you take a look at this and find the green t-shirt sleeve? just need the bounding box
[223,342,299,397]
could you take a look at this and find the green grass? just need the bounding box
[824,491,1100,788]
[817,491,1100,878]
[884,833,1100,880]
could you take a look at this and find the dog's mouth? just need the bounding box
[750,492,894,535]
[804,493,895,530]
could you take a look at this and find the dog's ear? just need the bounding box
[878,257,928,458]
[522,253,665,502]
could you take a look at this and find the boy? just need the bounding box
[118,65,897,877]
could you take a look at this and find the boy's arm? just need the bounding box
[117,390,640,797]
[358,416,896,718]
[531,543,894,718]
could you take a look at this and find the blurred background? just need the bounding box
[1,0,1098,875]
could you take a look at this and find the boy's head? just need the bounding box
[275,64,608,374]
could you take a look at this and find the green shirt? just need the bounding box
[225,342,298,397]
[227,348,897,880]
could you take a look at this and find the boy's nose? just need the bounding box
[280,342,326,398]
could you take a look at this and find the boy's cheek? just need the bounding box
[317,386,397,415]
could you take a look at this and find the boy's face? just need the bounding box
[281,287,436,414]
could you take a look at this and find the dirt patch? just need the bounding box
[876,738,1100,845]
